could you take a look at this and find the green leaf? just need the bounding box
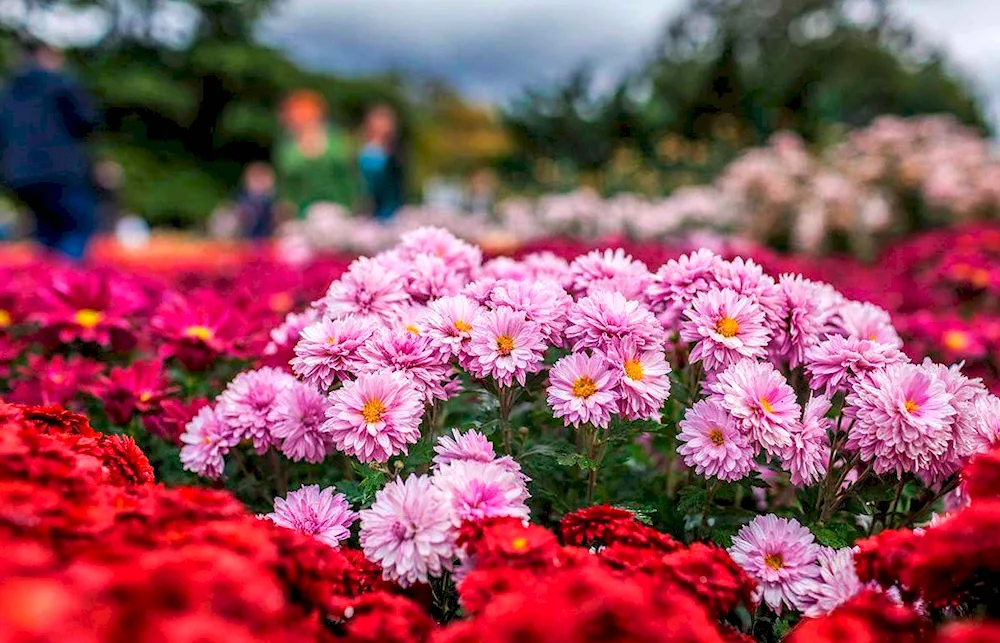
[810,522,861,549]
[556,453,598,470]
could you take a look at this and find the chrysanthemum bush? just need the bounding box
[5,227,1000,641]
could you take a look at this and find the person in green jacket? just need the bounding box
[275,90,359,216]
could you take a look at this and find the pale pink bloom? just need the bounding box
[681,288,770,372]
[359,474,456,587]
[565,291,664,353]
[323,256,412,324]
[423,295,484,356]
[520,251,572,287]
[603,338,672,421]
[585,274,649,302]
[463,306,547,387]
[356,328,453,402]
[179,405,234,479]
[784,395,832,486]
[799,547,865,617]
[645,248,722,329]
[677,398,754,481]
[405,253,468,303]
[568,248,650,296]
[264,485,356,548]
[216,367,296,453]
[433,428,496,468]
[728,514,821,612]
[710,359,801,457]
[292,316,373,391]
[270,381,333,463]
[396,226,482,279]
[488,279,572,346]
[836,300,902,348]
[322,369,425,463]
[804,335,908,396]
[714,257,786,334]
[845,362,957,476]
[433,459,531,522]
[916,360,991,482]
[481,256,532,281]
[546,352,620,429]
[461,276,501,305]
[774,274,842,368]
[265,308,319,357]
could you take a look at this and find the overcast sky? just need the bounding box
[259,0,1000,120]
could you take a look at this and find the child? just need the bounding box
[234,162,277,240]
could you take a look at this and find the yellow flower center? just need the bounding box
[0,309,11,328]
[904,399,919,414]
[184,325,214,341]
[139,392,152,403]
[764,553,784,570]
[971,268,990,288]
[454,319,472,333]
[511,536,529,551]
[716,316,739,338]
[572,376,598,399]
[708,428,725,446]
[868,334,878,341]
[361,399,385,424]
[327,336,338,345]
[405,324,421,335]
[943,330,970,352]
[624,359,644,381]
[269,292,293,313]
[74,309,103,329]
[759,397,774,414]
[495,334,515,355]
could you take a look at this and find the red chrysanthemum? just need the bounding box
[151,290,247,371]
[87,359,176,427]
[784,590,929,643]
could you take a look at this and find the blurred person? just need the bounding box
[274,90,358,217]
[0,39,100,261]
[93,156,124,233]
[464,168,497,217]
[233,161,278,240]
[358,103,404,221]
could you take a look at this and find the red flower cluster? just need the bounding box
[784,591,930,643]
[0,400,412,643]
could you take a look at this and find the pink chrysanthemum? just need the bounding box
[488,279,572,346]
[433,429,496,469]
[461,276,501,305]
[356,328,453,402]
[270,381,333,463]
[264,307,319,359]
[804,335,908,396]
[710,359,801,457]
[681,288,770,372]
[836,300,902,347]
[323,256,412,324]
[481,256,532,282]
[463,306,547,387]
[322,369,425,463]
[714,257,787,335]
[783,395,832,486]
[602,338,672,421]
[585,274,651,302]
[396,226,482,279]
[291,315,373,391]
[645,248,722,328]
[264,485,356,548]
[179,406,234,479]
[546,352,620,429]
[423,295,484,356]
[845,362,957,476]
[433,459,530,522]
[677,398,754,481]
[799,547,864,617]
[565,291,663,353]
[728,514,821,612]
[520,251,572,287]
[404,253,468,303]
[568,248,650,297]
[216,367,296,453]
[359,474,456,587]
[774,274,842,368]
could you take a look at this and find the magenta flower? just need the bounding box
[359,474,456,587]
[728,514,821,612]
[323,256,412,324]
[433,429,496,469]
[216,367,296,454]
[568,248,650,296]
[356,328,453,403]
[799,547,864,617]
[681,288,770,372]
[87,359,176,426]
[565,291,663,353]
[546,352,620,429]
[270,381,332,463]
[264,485,356,548]
[30,268,145,347]
[677,398,754,481]
[463,306,547,387]
[423,295,483,356]
[603,338,672,421]
[645,248,722,329]
[783,395,832,486]
[179,406,235,479]
[710,359,801,457]
[291,315,372,391]
[151,289,246,371]
[836,300,902,347]
[805,335,908,396]
[322,369,424,463]
[433,459,530,522]
[845,362,957,476]
[774,274,842,368]
[488,279,572,346]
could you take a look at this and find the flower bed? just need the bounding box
[3,226,1000,641]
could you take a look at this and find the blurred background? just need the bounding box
[0,0,995,255]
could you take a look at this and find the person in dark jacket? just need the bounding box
[358,104,404,222]
[0,40,100,261]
